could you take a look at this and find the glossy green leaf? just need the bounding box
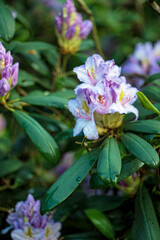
[52,89,75,100]
[143,85,160,102]
[20,53,50,76]
[11,8,30,30]
[123,120,160,134]
[0,159,23,177]
[54,192,86,222]
[11,41,55,53]
[97,138,121,185]
[132,185,160,240]
[137,92,160,116]
[90,172,107,189]
[121,133,159,168]
[79,39,95,51]
[18,70,36,87]
[85,208,115,239]
[30,113,68,132]
[0,0,15,41]
[86,196,125,212]
[118,156,144,181]
[134,101,160,119]
[18,70,51,89]
[145,73,160,85]
[63,232,100,240]
[40,148,101,214]
[20,94,68,109]
[13,110,60,165]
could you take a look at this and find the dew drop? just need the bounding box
[76,177,81,183]
[151,223,155,227]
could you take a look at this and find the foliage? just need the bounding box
[0,0,160,239]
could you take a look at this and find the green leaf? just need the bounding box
[137,92,160,116]
[30,113,68,132]
[11,9,30,30]
[85,208,115,239]
[79,40,95,51]
[145,73,160,85]
[20,53,50,77]
[0,0,15,41]
[42,48,58,67]
[40,148,101,214]
[134,101,160,119]
[121,133,159,168]
[143,85,160,102]
[52,89,75,100]
[20,94,68,109]
[10,41,55,53]
[118,156,144,181]
[13,110,60,165]
[97,138,121,185]
[0,159,23,177]
[132,185,160,240]
[86,196,125,212]
[54,192,86,222]
[63,232,100,240]
[18,70,36,87]
[123,120,160,134]
[90,172,107,189]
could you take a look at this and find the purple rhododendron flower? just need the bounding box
[6,194,62,240]
[122,41,160,88]
[68,54,138,140]
[0,78,10,96]
[55,0,93,54]
[0,42,19,99]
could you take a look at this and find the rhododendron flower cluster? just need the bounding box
[0,42,19,103]
[6,194,61,240]
[68,54,138,140]
[55,0,92,54]
[122,41,160,88]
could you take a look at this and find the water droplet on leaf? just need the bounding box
[76,177,81,183]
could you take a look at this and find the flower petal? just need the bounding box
[73,65,89,83]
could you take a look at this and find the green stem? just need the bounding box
[148,0,160,16]
[51,51,61,92]
[62,55,70,73]
[3,102,14,112]
[0,207,10,212]
[77,0,105,59]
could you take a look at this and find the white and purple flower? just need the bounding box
[55,0,93,54]
[6,194,61,240]
[0,42,19,102]
[68,54,138,140]
[122,41,160,88]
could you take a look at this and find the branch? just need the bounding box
[77,0,105,59]
[148,0,160,16]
